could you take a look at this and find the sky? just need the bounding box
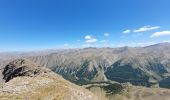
[0,0,170,52]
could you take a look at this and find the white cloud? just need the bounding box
[163,40,170,43]
[104,33,110,36]
[123,30,131,34]
[150,31,170,38]
[133,25,160,33]
[85,35,91,39]
[86,38,97,43]
[84,35,98,43]
[116,42,155,47]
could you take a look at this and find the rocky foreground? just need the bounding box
[0,59,98,100]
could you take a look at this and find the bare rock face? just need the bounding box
[2,59,50,82]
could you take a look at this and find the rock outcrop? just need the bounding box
[0,59,99,100]
[2,59,50,82]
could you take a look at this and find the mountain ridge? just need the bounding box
[0,43,170,87]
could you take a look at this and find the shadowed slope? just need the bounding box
[27,43,170,87]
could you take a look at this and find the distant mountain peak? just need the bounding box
[145,42,170,47]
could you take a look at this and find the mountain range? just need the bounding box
[1,43,170,99]
[1,43,170,88]
[28,43,170,88]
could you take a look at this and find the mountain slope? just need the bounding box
[0,43,170,87]
[24,43,170,87]
[0,59,98,100]
[84,82,170,100]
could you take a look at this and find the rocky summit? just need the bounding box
[0,59,98,100]
[2,59,51,82]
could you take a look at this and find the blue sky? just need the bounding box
[0,0,170,52]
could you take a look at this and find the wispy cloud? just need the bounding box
[104,33,110,36]
[64,43,69,46]
[120,35,126,39]
[133,25,160,33]
[84,35,98,43]
[150,31,170,38]
[163,40,170,43]
[123,29,131,34]
[82,43,98,47]
[82,43,91,47]
[86,38,97,43]
[100,40,107,43]
[77,40,80,42]
[116,42,155,47]
[85,35,91,39]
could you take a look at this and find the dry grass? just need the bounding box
[86,83,170,100]
[111,86,170,100]
[0,72,98,100]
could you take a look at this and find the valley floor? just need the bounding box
[108,86,170,100]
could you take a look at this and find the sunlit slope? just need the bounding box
[27,43,170,87]
[0,59,98,100]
